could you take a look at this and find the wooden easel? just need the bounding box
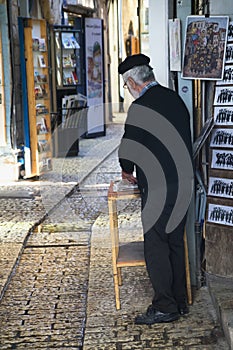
[108,181,192,310]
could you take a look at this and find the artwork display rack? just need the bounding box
[23,18,52,176]
[207,20,233,227]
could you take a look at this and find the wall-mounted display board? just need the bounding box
[205,20,233,277]
[19,18,52,177]
[207,20,233,227]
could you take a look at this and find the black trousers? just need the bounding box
[140,186,187,314]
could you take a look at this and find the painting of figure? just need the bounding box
[182,16,229,80]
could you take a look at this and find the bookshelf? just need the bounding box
[53,28,81,88]
[23,18,52,176]
[50,25,85,157]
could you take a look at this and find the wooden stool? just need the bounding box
[108,181,192,310]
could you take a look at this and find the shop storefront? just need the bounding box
[16,0,106,175]
[0,1,19,181]
[0,28,5,148]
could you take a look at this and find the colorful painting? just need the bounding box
[182,16,229,80]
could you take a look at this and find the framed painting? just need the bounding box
[182,15,229,80]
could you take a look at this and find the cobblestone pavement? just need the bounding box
[82,153,229,349]
[0,123,230,349]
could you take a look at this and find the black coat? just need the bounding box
[118,84,193,234]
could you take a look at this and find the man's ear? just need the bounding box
[128,77,136,89]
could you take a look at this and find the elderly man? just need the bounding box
[118,54,193,325]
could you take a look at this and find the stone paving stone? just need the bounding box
[0,244,90,348]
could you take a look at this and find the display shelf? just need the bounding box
[23,18,52,176]
[53,29,81,88]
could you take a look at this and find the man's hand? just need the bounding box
[122,171,137,184]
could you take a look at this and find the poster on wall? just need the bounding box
[208,176,233,198]
[168,18,181,71]
[213,86,233,105]
[225,44,233,63]
[207,203,233,226]
[228,21,233,42]
[85,18,105,137]
[211,149,233,169]
[214,106,233,125]
[182,15,229,80]
[210,128,233,148]
[216,64,233,85]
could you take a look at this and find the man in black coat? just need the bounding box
[118,54,193,324]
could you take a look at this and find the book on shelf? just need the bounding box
[34,85,43,99]
[38,55,46,68]
[32,37,40,51]
[70,35,80,48]
[62,33,80,49]
[38,139,50,153]
[62,54,73,67]
[63,71,74,85]
[33,38,46,51]
[36,117,49,134]
[41,84,48,98]
[34,71,47,83]
[39,157,52,172]
[34,84,47,99]
[39,38,46,52]
[36,103,49,115]
[71,70,78,84]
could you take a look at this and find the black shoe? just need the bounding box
[135,305,179,325]
[178,305,189,316]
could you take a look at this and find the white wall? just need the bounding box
[148,0,169,87]
[109,0,120,111]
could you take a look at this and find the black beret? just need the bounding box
[118,54,152,74]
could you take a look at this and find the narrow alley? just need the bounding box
[0,135,229,348]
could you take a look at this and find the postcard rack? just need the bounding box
[23,18,52,176]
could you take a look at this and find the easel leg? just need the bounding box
[184,229,192,305]
[113,273,121,310]
[117,268,122,286]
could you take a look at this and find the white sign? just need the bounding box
[85,18,105,136]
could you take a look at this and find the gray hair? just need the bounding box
[123,65,155,85]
